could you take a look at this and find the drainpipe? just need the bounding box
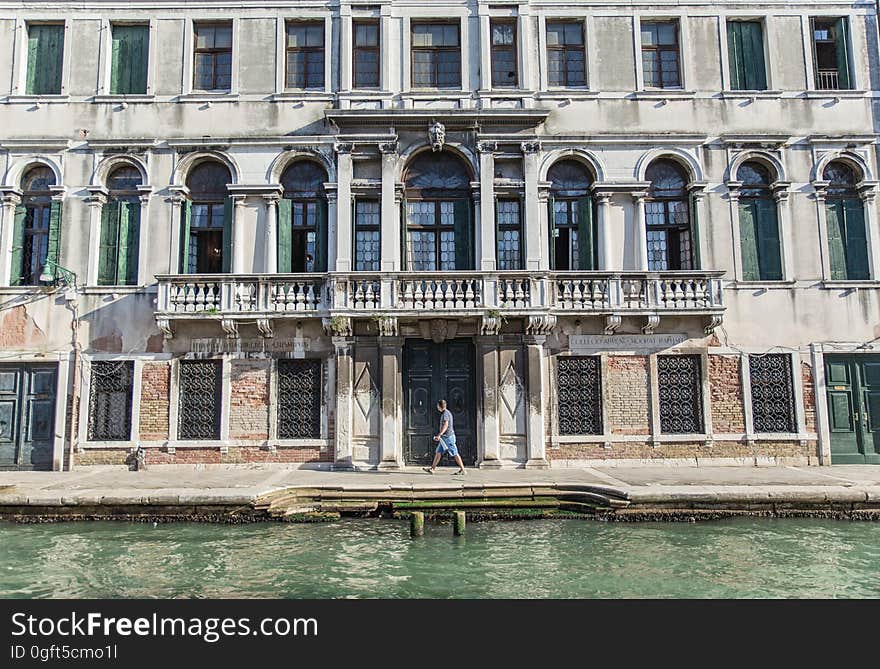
[64,287,81,472]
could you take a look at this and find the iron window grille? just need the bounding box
[641,21,681,88]
[353,20,380,88]
[193,23,232,91]
[546,21,585,87]
[749,354,797,433]
[286,21,325,89]
[88,361,134,441]
[657,355,704,434]
[178,360,221,441]
[557,356,603,435]
[277,359,322,439]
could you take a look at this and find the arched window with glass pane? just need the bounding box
[11,166,59,286]
[180,162,232,274]
[403,152,473,271]
[98,165,143,285]
[737,162,782,281]
[824,162,869,280]
[279,161,328,273]
[548,160,595,270]
[645,160,693,270]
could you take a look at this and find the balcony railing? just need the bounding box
[816,69,840,90]
[156,271,724,321]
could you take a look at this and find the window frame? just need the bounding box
[87,360,135,442]
[640,19,682,89]
[108,22,150,96]
[490,19,519,89]
[353,19,381,89]
[726,19,768,92]
[23,21,66,96]
[192,21,233,92]
[405,199,459,271]
[353,198,381,272]
[285,20,326,90]
[810,16,852,91]
[495,197,524,271]
[410,21,462,89]
[177,359,222,442]
[545,20,586,88]
[656,354,705,435]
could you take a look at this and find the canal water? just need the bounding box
[1,518,878,598]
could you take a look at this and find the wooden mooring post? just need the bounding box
[453,511,466,536]
[410,512,425,537]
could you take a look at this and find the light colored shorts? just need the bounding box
[435,436,459,457]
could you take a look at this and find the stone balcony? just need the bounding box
[154,270,725,338]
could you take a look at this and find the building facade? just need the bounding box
[0,0,878,471]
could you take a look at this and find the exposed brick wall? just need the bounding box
[550,439,816,461]
[607,356,650,435]
[75,446,333,466]
[230,360,269,440]
[709,355,745,433]
[801,361,817,434]
[139,362,170,441]
[76,449,130,466]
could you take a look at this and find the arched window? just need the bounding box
[824,161,869,280]
[98,165,143,285]
[403,152,473,271]
[181,161,231,274]
[645,160,693,270]
[737,161,782,281]
[548,159,594,270]
[279,161,328,273]
[11,166,58,285]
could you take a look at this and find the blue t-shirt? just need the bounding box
[438,409,455,439]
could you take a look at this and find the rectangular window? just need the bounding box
[110,24,149,95]
[287,21,325,89]
[178,360,221,440]
[353,20,380,89]
[193,22,232,91]
[496,199,523,270]
[749,354,797,433]
[546,21,585,87]
[491,20,518,88]
[727,20,767,91]
[411,22,461,88]
[277,360,322,439]
[26,24,64,95]
[87,361,134,441]
[354,200,381,271]
[557,356,602,435]
[98,200,141,285]
[657,355,704,434]
[811,18,852,90]
[641,20,680,88]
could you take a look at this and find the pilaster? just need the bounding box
[335,142,354,272]
[524,334,549,469]
[333,336,355,470]
[478,141,497,271]
[379,335,404,469]
[476,335,501,467]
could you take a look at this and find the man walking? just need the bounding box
[423,399,466,475]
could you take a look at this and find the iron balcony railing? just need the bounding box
[816,69,841,90]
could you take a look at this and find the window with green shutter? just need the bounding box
[99,166,143,285]
[26,24,64,95]
[812,18,852,90]
[14,166,57,285]
[727,21,767,91]
[110,24,149,95]
[279,161,328,273]
[737,162,782,281]
[824,162,869,280]
[547,160,594,270]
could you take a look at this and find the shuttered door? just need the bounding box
[277,198,292,273]
[221,196,232,273]
[727,21,767,91]
[110,25,149,95]
[315,197,328,272]
[26,24,64,95]
[577,196,595,270]
[10,206,26,286]
[843,198,869,280]
[755,198,782,280]
[547,196,556,269]
[117,200,140,285]
[98,200,120,285]
[45,200,62,280]
[179,200,192,273]
[739,200,760,281]
[834,18,851,90]
[453,199,472,270]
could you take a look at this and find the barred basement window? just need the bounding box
[658,355,704,434]
[556,356,602,435]
[749,354,797,433]
[178,360,221,440]
[277,360,322,439]
[88,361,133,441]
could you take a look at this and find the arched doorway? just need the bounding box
[181,161,232,274]
[279,160,328,273]
[548,159,595,270]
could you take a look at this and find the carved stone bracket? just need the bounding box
[604,315,622,336]
[526,314,557,335]
[520,140,541,154]
[704,314,723,335]
[221,318,238,339]
[256,318,274,338]
[419,319,458,343]
[323,316,353,337]
[375,315,399,337]
[334,141,353,154]
[156,317,174,340]
[481,313,503,336]
[378,141,398,155]
[642,315,661,335]
[476,141,498,154]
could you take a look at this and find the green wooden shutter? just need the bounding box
[689,193,701,269]
[27,25,64,95]
[755,198,782,280]
[315,198,327,272]
[843,197,869,279]
[826,200,848,280]
[179,200,192,273]
[129,27,149,95]
[453,198,473,270]
[221,196,232,273]
[277,198,292,272]
[45,200,62,281]
[727,22,745,90]
[98,199,120,285]
[109,28,122,94]
[743,22,767,91]
[400,198,408,269]
[117,200,140,285]
[577,196,594,270]
[834,18,851,90]
[111,25,149,95]
[548,196,556,270]
[10,205,26,286]
[25,29,40,95]
[739,200,760,281]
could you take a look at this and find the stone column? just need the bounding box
[522,141,542,270]
[0,191,22,287]
[595,191,613,270]
[335,143,354,272]
[325,185,338,273]
[773,183,794,281]
[379,336,403,469]
[479,13,492,93]
[478,142,497,270]
[263,193,279,274]
[231,195,247,273]
[689,185,709,269]
[85,189,107,285]
[340,8,353,92]
[812,182,832,281]
[477,336,502,467]
[168,188,188,273]
[860,184,880,279]
[518,11,534,96]
[380,142,400,271]
[333,336,355,470]
[136,186,152,285]
[631,190,649,271]
[524,333,549,469]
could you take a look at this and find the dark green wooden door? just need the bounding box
[826,355,880,464]
[0,365,57,470]
[403,339,476,466]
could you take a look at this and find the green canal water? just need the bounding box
[1,518,878,598]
